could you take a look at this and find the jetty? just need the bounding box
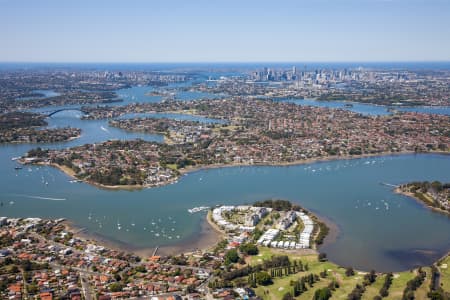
[380,182,399,188]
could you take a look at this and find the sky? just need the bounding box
[1,0,450,63]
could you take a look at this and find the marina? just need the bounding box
[1,139,450,271]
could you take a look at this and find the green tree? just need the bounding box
[318,253,328,262]
[239,243,259,255]
[256,271,273,286]
[224,249,239,265]
[109,282,123,292]
[345,267,355,277]
[313,287,332,300]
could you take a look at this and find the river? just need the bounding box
[0,82,449,272]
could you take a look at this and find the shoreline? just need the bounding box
[62,207,336,261]
[308,209,340,250]
[1,133,81,146]
[394,187,450,217]
[37,216,450,274]
[63,212,224,259]
[31,150,449,191]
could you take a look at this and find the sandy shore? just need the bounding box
[178,151,419,177]
[30,150,449,191]
[62,206,339,259]
[144,212,224,257]
[63,213,224,259]
[46,163,167,191]
[309,210,340,250]
[63,220,139,253]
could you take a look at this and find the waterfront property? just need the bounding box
[397,181,450,214]
[0,65,450,274]
[210,203,319,251]
[22,98,449,189]
[2,215,450,299]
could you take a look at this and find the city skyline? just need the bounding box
[1,0,450,63]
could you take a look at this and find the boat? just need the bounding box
[344,103,354,108]
[11,157,21,161]
[188,206,210,213]
[14,166,22,170]
[380,182,399,188]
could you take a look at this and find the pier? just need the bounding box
[152,246,159,256]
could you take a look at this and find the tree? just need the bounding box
[109,282,123,292]
[363,270,377,285]
[318,253,328,262]
[186,284,196,293]
[27,283,39,295]
[345,267,355,277]
[135,265,147,273]
[224,249,239,265]
[313,287,332,300]
[256,271,273,286]
[239,243,259,255]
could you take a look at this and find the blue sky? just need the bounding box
[1,0,450,62]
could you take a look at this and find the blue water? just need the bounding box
[398,106,450,115]
[0,110,449,271]
[1,139,449,272]
[277,98,450,116]
[1,63,450,271]
[16,89,60,101]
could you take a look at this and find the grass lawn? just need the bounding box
[438,255,450,292]
[329,270,364,299]
[414,267,431,299]
[255,270,332,300]
[388,271,416,300]
[165,163,178,170]
[248,247,277,265]
[361,274,385,300]
[247,247,450,300]
[250,248,369,299]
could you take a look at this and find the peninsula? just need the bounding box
[397,181,450,215]
[20,98,449,189]
[1,199,449,300]
[0,112,80,144]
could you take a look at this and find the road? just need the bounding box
[80,272,94,300]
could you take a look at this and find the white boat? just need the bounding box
[188,206,210,213]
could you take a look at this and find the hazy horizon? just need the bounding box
[1,0,450,63]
